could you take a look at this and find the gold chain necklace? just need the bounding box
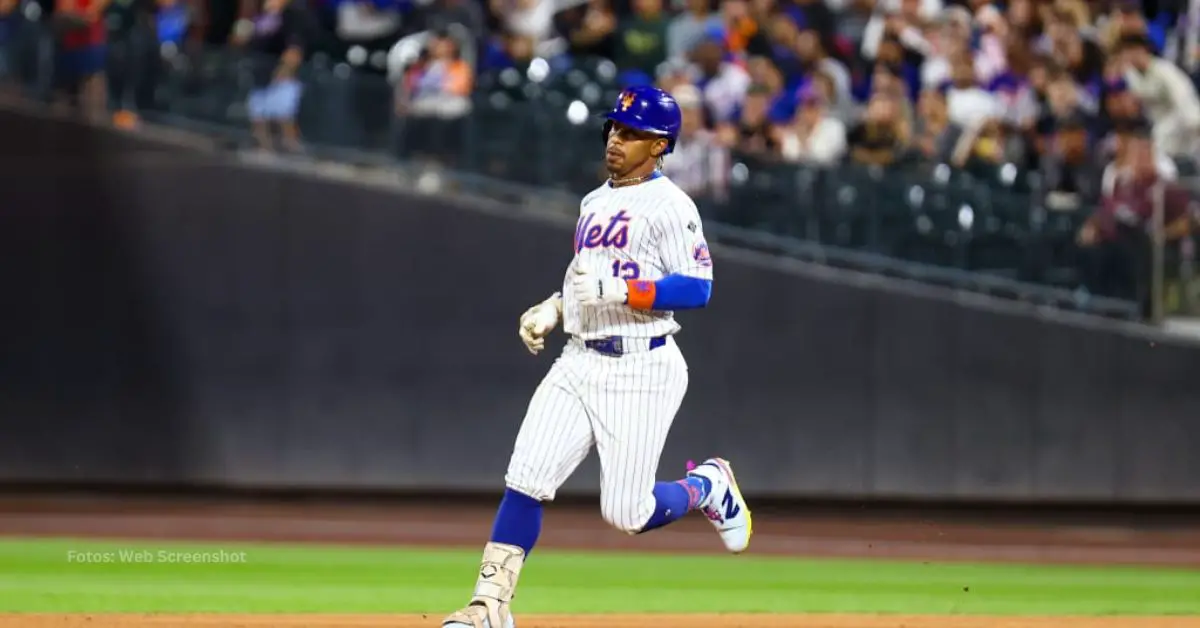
[609,171,659,187]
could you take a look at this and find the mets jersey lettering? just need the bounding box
[562,175,712,340]
[575,210,632,251]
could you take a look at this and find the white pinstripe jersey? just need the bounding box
[562,174,713,340]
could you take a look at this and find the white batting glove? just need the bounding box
[518,292,562,355]
[570,266,628,307]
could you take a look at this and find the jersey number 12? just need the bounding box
[611,260,640,280]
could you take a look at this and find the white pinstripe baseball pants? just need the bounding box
[504,336,689,533]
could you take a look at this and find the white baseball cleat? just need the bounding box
[443,612,515,628]
[443,599,516,628]
[686,458,753,553]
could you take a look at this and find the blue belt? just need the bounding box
[584,336,667,357]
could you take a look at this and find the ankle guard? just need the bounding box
[443,542,526,628]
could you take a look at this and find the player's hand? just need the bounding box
[518,293,561,355]
[570,266,628,307]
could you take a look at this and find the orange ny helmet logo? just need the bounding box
[620,92,636,111]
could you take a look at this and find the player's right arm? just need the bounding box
[517,291,563,355]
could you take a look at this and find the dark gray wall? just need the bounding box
[2,112,1199,502]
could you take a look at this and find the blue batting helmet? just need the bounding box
[602,86,682,154]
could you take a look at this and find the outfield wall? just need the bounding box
[1,111,1199,503]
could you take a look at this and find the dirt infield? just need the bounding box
[3,615,1200,628]
[1,493,1199,566]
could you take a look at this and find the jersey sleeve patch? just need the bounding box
[693,241,712,267]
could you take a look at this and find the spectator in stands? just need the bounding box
[334,0,407,148]
[870,62,914,124]
[794,24,851,105]
[54,0,111,121]
[1101,120,1178,197]
[1097,76,1143,140]
[397,29,472,161]
[847,91,909,166]
[614,0,668,82]
[101,0,167,125]
[747,0,772,30]
[990,34,1038,128]
[749,53,803,126]
[666,0,719,64]
[490,30,535,69]
[778,85,846,166]
[828,0,872,48]
[716,0,770,58]
[1039,113,1101,212]
[1014,68,1077,166]
[919,5,971,90]
[972,4,1010,86]
[1004,0,1041,40]
[870,36,919,100]
[233,0,306,152]
[950,116,1012,173]
[867,60,900,101]
[1116,33,1200,159]
[719,83,776,156]
[146,0,197,100]
[1046,67,1097,120]
[154,0,195,51]
[398,29,472,118]
[333,0,406,56]
[810,68,854,123]
[689,36,749,123]
[1044,5,1103,87]
[417,0,486,44]
[661,84,728,201]
[556,0,615,59]
[911,87,961,162]
[944,52,999,128]
[860,0,937,69]
[1078,125,1193,307]
[1020,53,1055,117]
[655,56,692,92]
[789,0,836,41]
[492,0,554,51]
[763,15,804,84]
[1101,0,1161,54]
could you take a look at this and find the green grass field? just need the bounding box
[0,538,1197,615]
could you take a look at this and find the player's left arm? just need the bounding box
[624,201,713,312]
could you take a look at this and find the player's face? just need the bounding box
[605,121,667,177]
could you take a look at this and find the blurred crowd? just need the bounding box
[2,0,1199,310]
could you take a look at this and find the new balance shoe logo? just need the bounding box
[721,490,740,520]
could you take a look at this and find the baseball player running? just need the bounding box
[443,86,752,628]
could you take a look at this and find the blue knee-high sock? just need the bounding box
[490,488,543,555]
[638,476,711,534]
